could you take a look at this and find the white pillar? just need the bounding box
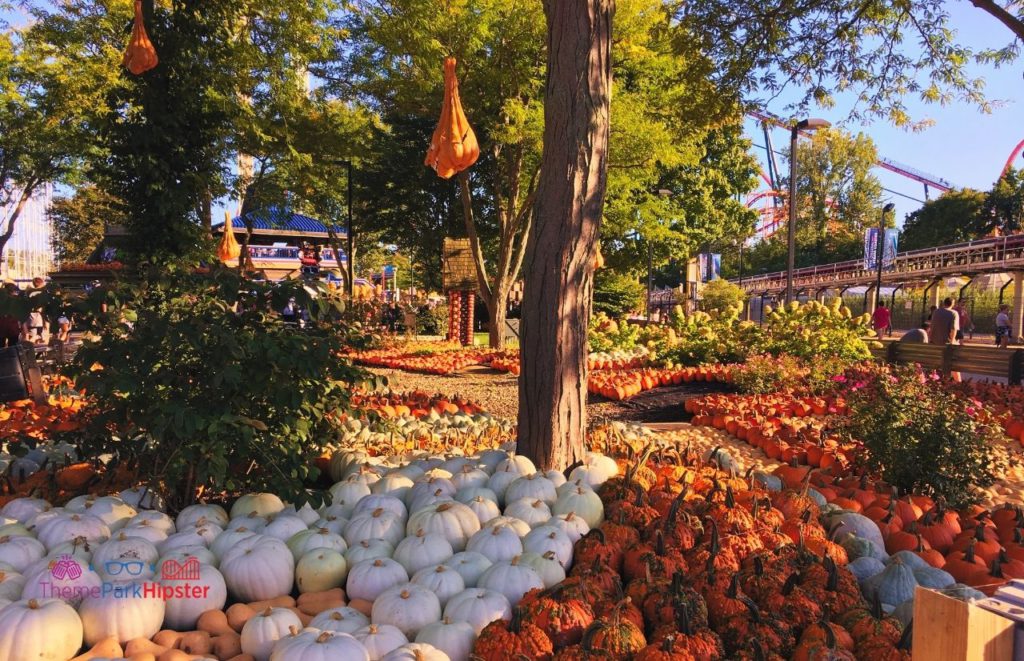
[1013,271,1024,341]
[865,286,877,314]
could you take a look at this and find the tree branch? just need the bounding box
[0,179,40,255]
[971,0,1024,41]
[458,171,493,306]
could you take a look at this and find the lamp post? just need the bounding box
[785,118,831,304]
[874,202,897,311]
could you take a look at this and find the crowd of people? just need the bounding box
[0,277,72,350]
[884,296,1013,348]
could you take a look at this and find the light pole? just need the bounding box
[786,118,831,304]
[874,202,897,311]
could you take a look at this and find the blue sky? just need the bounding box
[743,1,1022,229]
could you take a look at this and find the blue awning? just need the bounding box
[213,208,346,236]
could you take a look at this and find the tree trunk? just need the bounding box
[518,0,613,472]
[0,182,39,258]
[489,285,509,348]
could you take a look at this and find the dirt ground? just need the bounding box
[367,365,731,424]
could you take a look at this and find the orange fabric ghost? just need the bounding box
[217,212,242,263]
[123,0,158,75]
[424,58,480,179]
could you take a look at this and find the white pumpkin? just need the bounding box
[0,570,25,601]
[160,523,224,553]
[354,623,408,660]
[407,491,454,515]
[352,495,408,523]
[329,449,372,482]
[442,551,492,588]
[176,503,229,529]
[503,498,552,528]
[479,516,531,537]
[449,466,490,491]
[393,531,454,576]
[231,493,286,519]
[519,550,566,588]
[415,618,475,661]
[344,538,395,566]
[162,562,227,630]
[466,524,523,564]
[411,564,465,608]
[549,512,590,544]
[494,454,535,477]
[371,473,415,500]
[270,629,370,661]
[344,508,406,548]
[523,525,573,569]
[406,502,480,552]
[119,486,166,511]
[1,498,51,524]
[381,642,450,661]
[551,485,604,528]
[543,469,568,488]
[485,468,518,505]
[0,522,31,538]
[311,515,347,536]
[308,606,369,634]
[346,558,409,602]
[462,496,501,525]
[439,457,475,476]
[0,535,45,572]
[24,508,64,532]
[328,477,373,517]
[567,452,618,488]
[262,515,309,542]
[220,535,295,602]
[287,528,347,561]
[36,513,111,551]
[476,556,544,606]
[371,583,441,637]
[70,497,137,532]
[406,477,456,510]
[210,527,259,560]
[78,580,165,645]
[475,450,508,473]
[504,473,557,505]
[280,502,321,526]
[296,548,348,593]
[92,532,159,580]
[21,556,100,608]
[227,515,269,532]
[442,588,511,635]
[240,606,303,661]
[119,520,171,545]
[454,487,498,505]
[0,598,83,661]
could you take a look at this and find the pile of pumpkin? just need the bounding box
[589,365,733,401]
[488,347,653,377]
[345,344,498,375]
[688,392,858,470]
[0,441,615,661]
[469,444,913,660]
[347,391,485,420]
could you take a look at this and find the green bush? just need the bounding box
[416,302,448,336]
[68,264,370,509]
[593,270,644,320]
[760,299,875,363]
[838,363,1004,507]
[699,279,746,313]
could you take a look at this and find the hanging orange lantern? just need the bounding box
[217,212,242,263]
[424,58,480,179]
[123,0,159,76]
[594,244,605,269]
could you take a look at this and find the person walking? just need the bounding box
[929,298,959,345]
[996,304,1012,348]
[901,321,930,343]
[872,301,891,337]
[953,299,974,341]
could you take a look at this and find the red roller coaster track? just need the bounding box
[1004,139,1024,178]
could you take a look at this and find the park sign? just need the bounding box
[864,228,899,270]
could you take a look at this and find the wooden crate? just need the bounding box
[913,587,1015,661]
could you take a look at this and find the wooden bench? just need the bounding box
[871,339,1024,384]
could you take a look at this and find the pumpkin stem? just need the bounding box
[965,540,977,564]
[781,572,800,596]
[739,596,762,623]
[898,620,914,650]
[726,574,740,599]
[992,557,1005,579]
[725,485,736,509]
[871,591,884,619]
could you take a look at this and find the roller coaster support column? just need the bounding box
[1014,272,1024,342]
[922,278,941,322]
[864,286,877,315]
[815,288,829,303]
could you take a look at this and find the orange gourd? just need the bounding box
[424,58,480,179]
[123,1,158,75]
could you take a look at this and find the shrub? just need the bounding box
[838,363,1004,507]
[661,305,759,366]
[699,279,746,313]
[68,264,369,509]
[732,354,808,394]
[589,312,641,353]
[760,299,875,363]
[593,270,644,319]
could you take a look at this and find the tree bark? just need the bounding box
[971,0,1024,41]
[489,284,510,348]
[518,0,613,471]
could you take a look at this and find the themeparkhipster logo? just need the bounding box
[39,554,210,601]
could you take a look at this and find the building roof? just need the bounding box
[213,208,346,237]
